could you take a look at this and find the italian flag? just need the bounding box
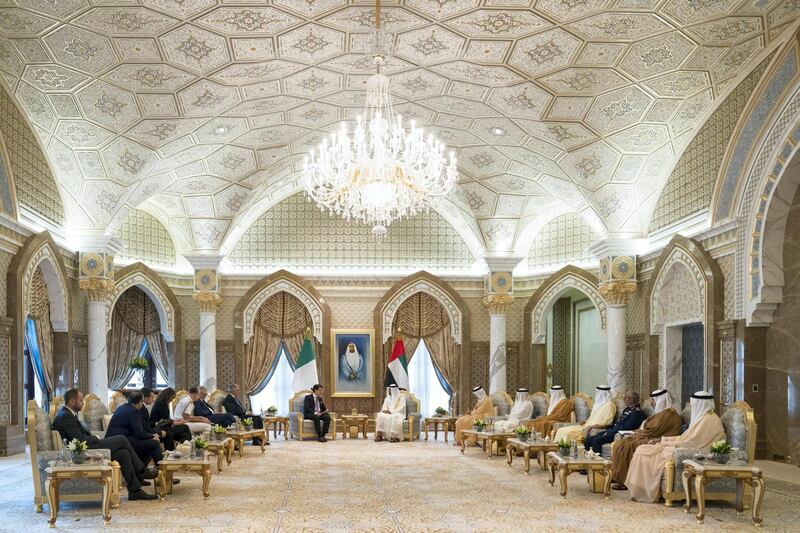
[292,335,318,393]
[384,337,409,390]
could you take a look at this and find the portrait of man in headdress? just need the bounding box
[331,330,374,397]
[340,342,366,383]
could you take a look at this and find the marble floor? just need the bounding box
[0,437,798,532]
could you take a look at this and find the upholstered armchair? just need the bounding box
[208,389,228,414]
[506,391,549,428]
[661,401,757,507]
[49,396,64,421]
[485,391,513,423]
[552,392,593,435]
[108,391,126,414]
[28,400,121,513]
[81,393,110,437]
[400,392,422,441]
[288,390,338,440]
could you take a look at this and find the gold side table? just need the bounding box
[681,460,765,526]
[424,417,457,442]
[263,416,290,440]
[460,430,515,458]
[45,462,114,527]
[207,437,234,473]
[546,451,613,499]
[505,438,560,474]
[340,414,368,439]
[157,453,212,499]
[226,428,267,457]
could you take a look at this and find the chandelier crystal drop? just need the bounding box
[303,10,457,242]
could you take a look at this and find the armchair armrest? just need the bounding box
[552,422,578,431]
[485,415,508,423]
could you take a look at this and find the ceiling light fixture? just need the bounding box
[490,126,506,136]
[303,0,457,242]
[214,126,228,135]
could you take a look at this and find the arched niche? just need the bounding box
[106,263,184,389]
[234,270,331,395]
[7,232,69,432]
[373,271,471,413]
[521,265,606,391]
[644,235,723,400]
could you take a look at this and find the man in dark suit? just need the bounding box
[584,391,648,453]
[223,383,265,446]
[195,386,237,427]
[53,388,157,501]
[141,387,190,448]
[303,384,330,442]
[105,391,164,466]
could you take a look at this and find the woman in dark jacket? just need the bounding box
[151,387,192,444]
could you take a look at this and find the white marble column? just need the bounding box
[483,293,514,394]
[195,292,220,391]
[606,304,626,394]
[488,312,507,394]
[80,279,114,399]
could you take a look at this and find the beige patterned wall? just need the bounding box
[114,209,176,267]
[0,250,10,317]
[228,193,476,272]
[0,85,64,226]
[69,279,87,335]
[657,263,704,324]
[464,297,489,342]
[717,254,737,321]
[180,295,199,339]
[649,54,772,231]
[626,287,646,336]
[528,213,598,270]
[215,293,240,341]
[327,295,379,330]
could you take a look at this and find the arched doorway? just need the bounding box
[522,266,608,394]
[374,272,470,414]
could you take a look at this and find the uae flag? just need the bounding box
[292,334,319,393]
[384,337,409,390]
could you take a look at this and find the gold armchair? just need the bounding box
[207,389,228,413]
[288,390,338,440]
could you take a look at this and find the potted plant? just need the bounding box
[434,407,447,417]
[128,355,149,380]
[66,438,88,464]
[473,418,486,432]
[211,424,226,441]
[266,406,278,416]
[557,438,573,457]
[242,417,254,430]
[193,437,208,459]
[514,426,531,442]
[710,440,733,464]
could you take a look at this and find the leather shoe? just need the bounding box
[172,479,180,485]
[141,469,158,480]
[128,489,158,501]
[612,483,628,491]
[140,480,151,487]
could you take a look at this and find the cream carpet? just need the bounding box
[0,437,798,532]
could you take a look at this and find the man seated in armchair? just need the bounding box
[583,391,647,454]
[625,391,724,502]
[196,386,237,427]
[140,387,191,449]
[174,387,213,433]
[496,389,534,432]
[611,389,681,490]
[455,386,495,446]
[53,388,157,501]
[530,386,572,437]
[106,390,165,468]
[554,385,616,444]
[223,383,265,445]
[303,384,331,442]
[375,385,406,442]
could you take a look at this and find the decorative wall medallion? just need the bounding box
[194,269,217,291]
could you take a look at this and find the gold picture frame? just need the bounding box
[331,328,375,397]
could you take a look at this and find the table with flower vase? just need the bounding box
[506,438,560,474]
[681,459,764,526]
[460,429,515,458]
[157,451,212,499]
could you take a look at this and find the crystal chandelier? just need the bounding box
[303,1,458,242]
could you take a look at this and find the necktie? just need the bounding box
[315,396,320,412]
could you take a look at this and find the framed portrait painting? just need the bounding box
[331,329,374,397]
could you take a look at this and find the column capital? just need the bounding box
[79,277,115,302]
[481,293,514,315]
[599,280,638,307]
[194,291,221,313]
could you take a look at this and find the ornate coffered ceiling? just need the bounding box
[0,0,796,260]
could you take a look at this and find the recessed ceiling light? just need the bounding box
[214,126,228,134]
[490,126,505,136]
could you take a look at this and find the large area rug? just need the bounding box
[1,437,797,532]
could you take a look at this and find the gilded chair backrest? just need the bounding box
[529,392,549,418]
[109,391,126,414]
[572,393,593,424]
[49,396,64,422]
[613,394,627,421]
[171,390,188,417]
[289,390,311,414]
[721,401,757,463]
[208,389,227,412]
[82,393,108,432]
[29,399,58,453]
[491,392,513,416]
[403,392,420,416]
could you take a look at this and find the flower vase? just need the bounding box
[518,434,529,442]
[558,447,571,458]
[713,453,730,464]
[193,447,205,460]
[70,451,86,464]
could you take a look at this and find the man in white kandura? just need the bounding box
[625,391,725,503]
[496,388,533,432]
[340,342,365,383]
[375,384,406,442]
[553,384,616,443]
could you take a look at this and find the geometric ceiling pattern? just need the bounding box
[112,207,177,267]
[0,1,796,261]
[528,211,597,271]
